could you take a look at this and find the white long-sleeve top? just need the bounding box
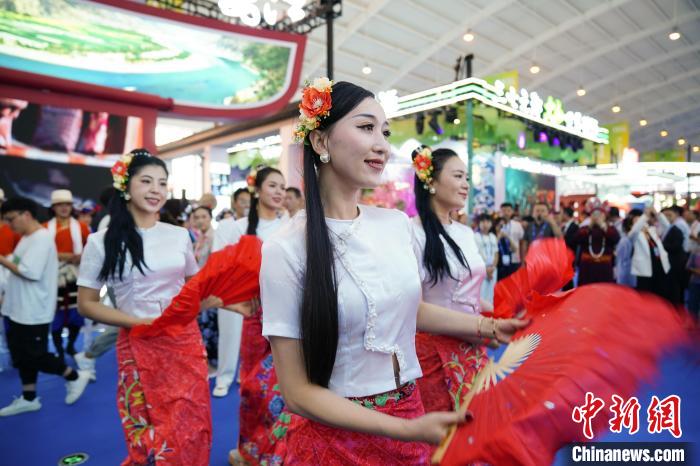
[261,206,423,397]
[78,222,198,319]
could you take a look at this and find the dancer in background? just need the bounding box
[78,149,217,465]
[261,80,527,464]
[45,189,90,360]
[213,166,289,466]
[410,146,490,415]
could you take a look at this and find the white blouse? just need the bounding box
[213,216,286,251]
[261,206,423,397]
[412,219,486,315]
[77,222,198,319]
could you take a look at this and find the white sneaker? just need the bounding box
[74,352,97,382]
[212,384,230,397]
[0,397,41,416]
[65,370,91,405]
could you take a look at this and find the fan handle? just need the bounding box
[430,368,487,464]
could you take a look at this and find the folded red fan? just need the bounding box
[131,235,263,338]
[493,238,574,318]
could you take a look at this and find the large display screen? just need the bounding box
[0,0,305,116]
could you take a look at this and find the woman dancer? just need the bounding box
[410,146,491,415]
[77,149,217,465]
[261,80,528,464]
[213,166,289,465]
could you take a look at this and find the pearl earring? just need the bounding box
[319,153,330,164]
[429,187,436,194]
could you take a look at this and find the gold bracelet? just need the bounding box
[476,316,484,339]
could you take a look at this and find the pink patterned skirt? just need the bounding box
[283,382,430,465]
[415,332,487,413]
[116,321,211,466]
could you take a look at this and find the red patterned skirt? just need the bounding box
[238,308,288,465]
[415,332,487,413]
[283,382,430,465]
[116,320,211,466]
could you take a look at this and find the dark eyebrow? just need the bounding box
[352,113,378,121]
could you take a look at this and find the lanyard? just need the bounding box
[498,236,511,256]
[531,222,548,239]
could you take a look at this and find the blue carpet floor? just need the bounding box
[0,340,697,465]
[0,343,238,466]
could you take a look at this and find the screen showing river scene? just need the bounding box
[0,0,300,109]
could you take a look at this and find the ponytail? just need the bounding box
[300,145,339,387]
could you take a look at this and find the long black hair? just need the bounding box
[412,146,470,287]
[301,81,374,387]
[98,149,168,281]
[246,166,283,235]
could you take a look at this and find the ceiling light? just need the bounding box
[611,105,621,113]
[576,87,586,97]
[529,64,540,74]
[678,138,686,146]
[462,30,475,42]
[660,130,669,137]
[639,119,648,127]
[693,146,699,153]
[361,64,372,75]
[669,27,681,41]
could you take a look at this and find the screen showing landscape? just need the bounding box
[0,0,300,109]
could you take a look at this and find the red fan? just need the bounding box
[433,285,688,465]
[131,235,263,338]
[493,238,574,318]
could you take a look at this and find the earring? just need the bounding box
[429,187,436,194]
[319,153,330,164]
[254,193,260,199]
[123,193,131,201]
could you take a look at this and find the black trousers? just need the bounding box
[6,319,66,386]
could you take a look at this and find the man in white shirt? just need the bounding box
[284,187,304,218]
[0,197,90,416]
[499,202,524,271]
